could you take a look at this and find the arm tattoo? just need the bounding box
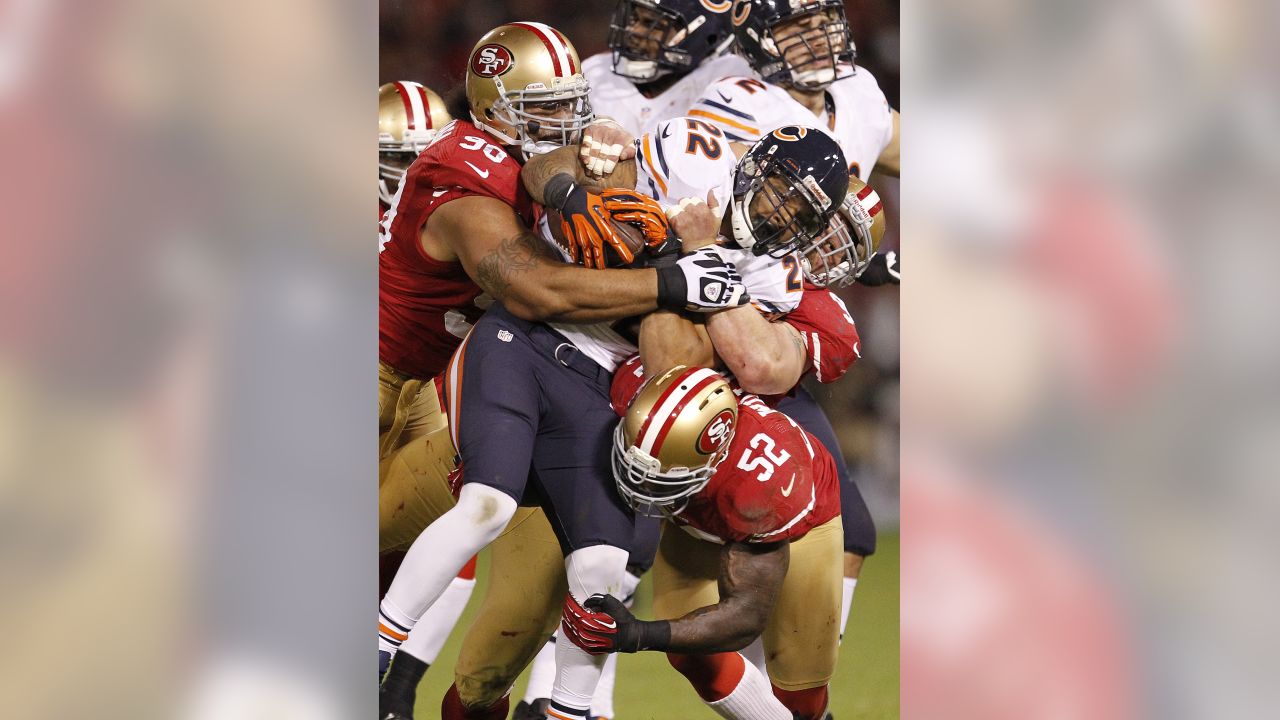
[474,230,553,299]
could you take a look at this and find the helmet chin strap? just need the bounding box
[614,56,667,81]
[791,66,837,88]
[729,191,759,251]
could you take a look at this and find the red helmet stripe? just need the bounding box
[553,28,577,73]
[394,81,417,130]
[648,374,722,457]
[856,184,875,201]
[868,200,883,217]
[510,22,567,77]
[417,85,433,128]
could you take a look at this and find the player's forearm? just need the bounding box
[521,146,635,204]
[638,311,715,376]
[658,597,773,654]
[706,306,805,395]
[505,265,659,323]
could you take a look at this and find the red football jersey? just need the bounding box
[610,357,841,544]
[379,120,540,379]
[784,283,861,384]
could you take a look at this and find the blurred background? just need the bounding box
[3,0,1279,718]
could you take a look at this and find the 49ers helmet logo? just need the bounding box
[471,44,513,77]
[697,409,736,455]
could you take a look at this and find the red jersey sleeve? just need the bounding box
[784,285,861,384]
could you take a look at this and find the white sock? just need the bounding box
[740,636,767,677]
[839,576,858,644]
[706,659,792,720]
[589,654,618,718]
[549,545,629,714]
[522,632,559,703]
[398,574,476,664]
[378,484,515,654]
[588,570,639,717]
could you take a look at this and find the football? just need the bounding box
[545,207,647,268]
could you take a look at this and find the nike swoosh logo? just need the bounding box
[662,126,672,139]
[717,90,732,103]
[464,161,490,178]
[780,473,796,498]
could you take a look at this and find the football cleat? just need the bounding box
[512,698,550,720]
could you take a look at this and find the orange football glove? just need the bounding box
[559,186,629,269]
[599,189,676,250]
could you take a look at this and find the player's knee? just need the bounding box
[772,684,829,720]
[454,667,515,710]
[564,544,630,599]
[454,484,517,541]
[667,651,745,703]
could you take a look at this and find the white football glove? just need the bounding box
[656,246,751,312]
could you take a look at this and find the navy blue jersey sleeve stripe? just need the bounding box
[696,98,757,122]
[653,132,670,178]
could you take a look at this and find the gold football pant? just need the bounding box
[651,517,844,690]
[378,426,566,708]
[378,361,447,460]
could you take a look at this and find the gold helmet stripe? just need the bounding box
[509,21,576,76]
[636,367,723,455]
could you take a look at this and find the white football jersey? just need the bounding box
[688,69,894,182]
[635,117,802,314]
[584,51,754,138]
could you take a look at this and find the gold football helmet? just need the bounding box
[797,175,886,287]
[465,22,593,161]
[611,366,738,516]
[379,81,452,206]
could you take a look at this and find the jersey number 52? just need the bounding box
[737,432,791,481]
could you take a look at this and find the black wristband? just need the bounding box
[633,619,672,652]
[543,173,577,210]
[655,264,686,312]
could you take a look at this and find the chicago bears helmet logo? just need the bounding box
[471,44,513,77]
[730,0,752,26]
[701,0,732,12]
[771,126,809,142]
[697,409,736,455]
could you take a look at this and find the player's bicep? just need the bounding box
[718,541,789,609]
[431,196,554,300]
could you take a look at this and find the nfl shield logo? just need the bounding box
[497,329,514,342]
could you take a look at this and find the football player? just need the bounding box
[685,0,900,647]
[377,21,751,720]
[692,0,899,284]
[562,364,847,720]
[583,0,751,141]
[379,81,453,218]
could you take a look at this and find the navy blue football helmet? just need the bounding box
[607,0,736,82]
[730,0,856,90]
[730,126,849,257]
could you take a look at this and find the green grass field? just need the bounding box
[415,532,899,718]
